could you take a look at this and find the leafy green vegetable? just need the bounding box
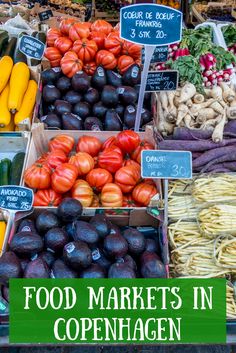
[222,25,236,47]
[211,45,236,70]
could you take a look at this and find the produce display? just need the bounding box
[0,153,25,186]
[23,130,158,207]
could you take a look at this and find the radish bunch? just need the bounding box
[228,45,236,55]
[200,53,233,87]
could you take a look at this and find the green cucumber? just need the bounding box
[0,159,11,186]
[0,30,9,57]
[9,152,25,185]
[2,37,17,58]
[13,32,27,64]
[31,32,46,66]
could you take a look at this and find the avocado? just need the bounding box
[56,76,71,92]
[43,85,61,103]
[92,102,107,120]
[0,252,22,283]
[65,222,76,239]
[104,234,128,259]
[10,232,43,257]
[84,88,99,105]
[104,110,122,131]
[80,264,105,278]
[123,228,146,255]
[92,66,107,89]
[71,71,90,93]
[93,249,111,272]
[140,252,166,278]
[55,100,72,115]
[17,219,36,233]
[20,258,30,272]
[52,259,77,278]
[40,114,62,129]
[24,258,50,278]
[38,251,56,268]
[74,221,99,245]
[62,112,83,130]
[122,64,141,86]
[109,223,122,237]
[42,68,61,85]
[115,104,124,119]
[43,103,56,115]
[118,254,137,272]
[2,286,9,302]
[117,86,137,105]
[44,227,69,253]
[58,198,83,222]
[84,117,103,131]
[64,90,82,105]
[63,241,92,269]
[145,238,159,253]
[141,108,152,125]
[108,263,136,278]
[89,214,111,239]
[73,102,90,119]
[124,105,139,129]
[106,70,122,87]
[101,86,119,107]
[36,211,60,234]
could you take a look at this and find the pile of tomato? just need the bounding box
[24,131,158,208]
[44,19,141,77]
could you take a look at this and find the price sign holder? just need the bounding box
[141,45,168,64]
[38,9,53,21]
[0,186,33,239]
[120,4,182,131]
[19,35,45,60]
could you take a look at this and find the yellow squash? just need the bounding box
[0,56,13,95]
[0,117,15,131]
[8,62,30,113]
[0,221,6,254]
[0,84,11,127]
[14,80,38,125]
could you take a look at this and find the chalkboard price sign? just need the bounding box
[120,4,182,46]
[19,35,45,60]
[141,45,168,64]
[141,150,192,179]
[146,70,178,91]
[38,9,53,21]
[0,186,33,212]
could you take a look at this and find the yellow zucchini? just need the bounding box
[0,84,11,127]
[8,62,30,113]
[0,221,6,253]
[0,56,13,94]
[0,116,15,131]
[14,80,38,125]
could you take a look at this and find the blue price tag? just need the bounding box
[141,45,168,64]
[141,150,192,179]
[19,35,45,60]
[120,4,182,46]
[0,186,33,212]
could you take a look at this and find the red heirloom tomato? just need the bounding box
[38,150,68,170]
[132,141,154,164]
[44,47,62,67]
[69,152,94,176]
[104,32,124,56]
[102,136,117,150]
[72,38,98,63]
[122,41,142,60]
[86,168,113,192]
[54,36,73,54]
[116,130,141,154]
[89,31,106,49]
[98,148,123,174]
[123,158,141,171]
[96,50,117,70]
[24,163,51,190]
[83,61,97,75]
[49,134,75,155]
[69,23,90,41]
[71,179,93,207]
[122,194,139,207]
[51,163,78,194]
[90,194,100,207]
[33,189,62,206]
[132,182,157,206]
[46,28,61,47]
[60,51,83,78]
[91,20,113,35]
[59,18,76,35]
[100,183,123,207]
[76,135,102,157]
[118,55,135,74]
[114,165,140,193]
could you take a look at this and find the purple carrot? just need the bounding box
[201,151,236,173]
[206,162,236,171]
[205,168,231,173]
[192,152,202,159]
[158,139,236,152]
[193,145,236,168]
[172,127,213,140]
[224,120,236,134]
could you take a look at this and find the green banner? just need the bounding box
[10,278,226,344]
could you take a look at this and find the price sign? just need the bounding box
[141,45,168,64]
[19,35,45,60]
[38,9,53,21]
[141,150,192,179]
[0,186,33,212]
[146,70,178,91]
[120,4,182,46]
